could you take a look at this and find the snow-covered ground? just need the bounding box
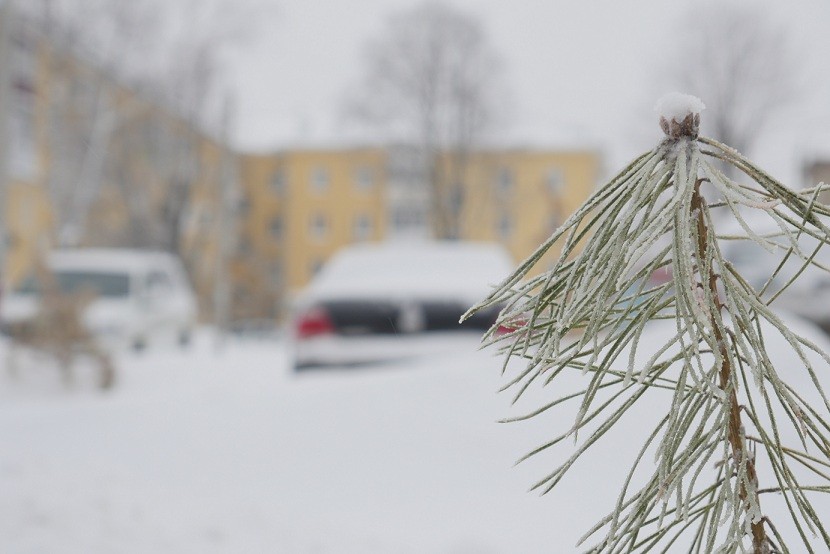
[0,320,829,553]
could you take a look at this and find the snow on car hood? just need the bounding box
[0,294,38,324]
[303,241,514,304]
[81,298,140,328]
[0,293,138,330]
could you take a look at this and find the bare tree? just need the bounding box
[19,0,262,253]
[347,1,507,239]
[662,4,799,160]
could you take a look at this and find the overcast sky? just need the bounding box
[225,0,830,184]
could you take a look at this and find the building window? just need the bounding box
[353,214,373,241]
[497,214,512,240]
[271,168,286,195]
[146,271,174,294]
[311,166,329,193]
[392,206,425,230]
[271,261,283,285]
[237,197,250,216]
[496,167,513,196]
[354,166,374,191]
[548,213,561,233]
[310,213,328,240]
[199,211,214,229]
[238,237,252,255]
[9,35,36,181]
[269,215,283,239]
[9,99,35,180]
[546,168,564,193]
[11,29,36,88]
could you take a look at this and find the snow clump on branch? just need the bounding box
[654,92,705,122]
[655,92,705,139]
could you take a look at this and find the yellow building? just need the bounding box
[233,146,600,321]
[2,14,51,285]
[0,13,232,322]
[457,149,600,266]
[234,148,387,320]
[0,11,601,326]
[2,17,600,325]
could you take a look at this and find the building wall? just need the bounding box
[179,139,229,322]
[458,149,599,269]
[5,181,51,285]
[2,15,51,285]
[0,17,231,324]
[1,10,601,324]
[231,152,283,320]
[234,148,387,319]
[804,160,830,206]
[279,148,387,291]
[233,146,600,321]
[385,145,431,240]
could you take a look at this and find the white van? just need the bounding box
[1,249,198,351]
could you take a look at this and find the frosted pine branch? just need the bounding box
[463,94,830,553]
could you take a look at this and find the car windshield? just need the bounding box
[15,275,40,295]
[13,271,131,297]
[55,270,131,298]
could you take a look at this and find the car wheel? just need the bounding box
[132,336,147,352]
[178,329,192,348]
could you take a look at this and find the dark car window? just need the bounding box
[14,271,131,298]
[422,301,467,331]
[146,271,174,294]
[323,300,400,335]
[15,274,39,295]
[55,271,131,298]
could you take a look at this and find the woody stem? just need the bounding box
[691,179,768,553]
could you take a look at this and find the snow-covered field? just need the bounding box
[1,321,829,553]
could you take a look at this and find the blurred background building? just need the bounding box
[0,4,603,327]
[804,159,830,206]
[0,9,234,323]
[236,147,600,320]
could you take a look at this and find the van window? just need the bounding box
[15,274,38,295]
[146,271,174,294]
[55,271,130,297]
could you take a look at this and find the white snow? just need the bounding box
[654,92,705,122]
[0,316,828,552]
[303,241,514,304]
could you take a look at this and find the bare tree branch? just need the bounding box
[661,4,800,159]
[346,2,508,239]
[19,0,266,253]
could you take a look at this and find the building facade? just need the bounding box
[0,10,601,327]
[234,148,387,320]
[234,146,600,321]
[804,159,830,205]
[0,11,234,322]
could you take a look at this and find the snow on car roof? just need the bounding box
[47,248,180,274]
[305,241,514,303]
